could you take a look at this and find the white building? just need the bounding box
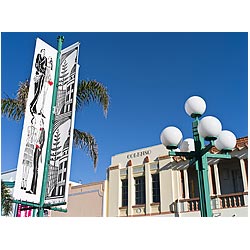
[106,137,248,217]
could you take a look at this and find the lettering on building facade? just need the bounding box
[126,150,151,159]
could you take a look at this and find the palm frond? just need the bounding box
[73,128,98,169]
[1,98,25,121]
[1,80,29,121]
[76,80,110,118]
[17,80,29,106]
[1,79,108,170]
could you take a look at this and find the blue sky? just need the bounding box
[1,32,248,184]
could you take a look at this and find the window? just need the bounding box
[187,165,199,198]
[152,174,160,203]
[121,179,128,207]
[180,170,185,198]
[218,158,244,194]
[135,176,145,205]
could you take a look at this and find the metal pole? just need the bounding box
[192,118,213,217]
[38,36,64,217]
[200,154,212,216]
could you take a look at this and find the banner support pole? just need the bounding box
[37,36,64,217]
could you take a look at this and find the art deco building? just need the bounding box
[106,136,248,217]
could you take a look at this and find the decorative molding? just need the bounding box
[69,189,104,198]
[133,166,144,174]
[127,160,133,167]
[120,168,128,176]
[150,202,160,206]
[150,162,159,170]
[158,155,170,160]
[119,206,128,209]
[69,183,105,198]
[132,204,145,208]
[109,165,119,171]
[144,156,150,163]
[128,210,174,217]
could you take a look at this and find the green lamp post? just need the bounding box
[38,35,64,217]
[160,96,237,217]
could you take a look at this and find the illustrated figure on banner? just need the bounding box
[29,49,47,116]
[13,38,59,204]
[20,117,38,191]
[39,56,54,118]
[26,118,45,195]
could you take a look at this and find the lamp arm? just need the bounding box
[48,207,68,213]
[199,141,214,156]
[169,151,195,159]
[43,202,67,208]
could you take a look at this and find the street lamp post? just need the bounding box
[160,96,236,217]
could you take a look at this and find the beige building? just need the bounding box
[51,180,107,217]
[106,137,248,217]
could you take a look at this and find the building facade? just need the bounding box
[2,137,248,217]
[106,137,248,217]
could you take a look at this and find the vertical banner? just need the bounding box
[45,42,80,205]
[16,204,32,217]
[13,38,57,204]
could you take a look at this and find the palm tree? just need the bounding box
[1,180,13,216]
[1,79,110,169]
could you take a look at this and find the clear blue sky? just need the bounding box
[1,32,248,184]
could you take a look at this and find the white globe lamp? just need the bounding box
[198,116,222,140]
[215,130,236,151]
[160,126,183,149]
[185,96,206,118]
